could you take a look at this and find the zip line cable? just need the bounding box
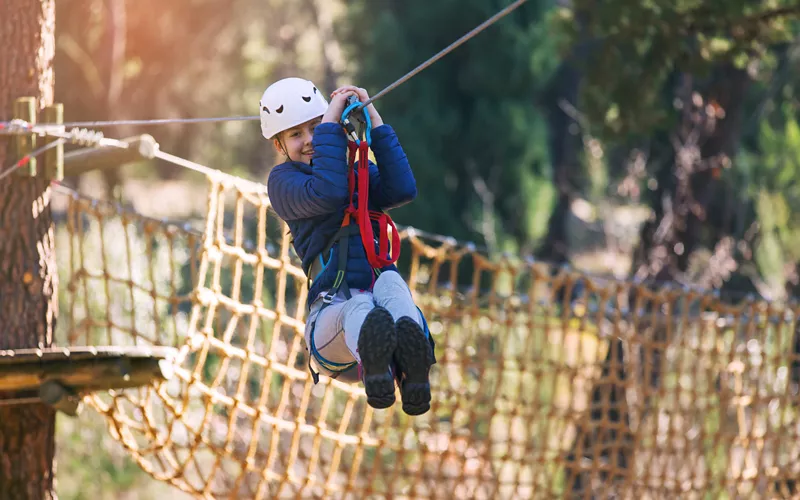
[0,115,257,131]
[361,0,529,109]
[0,0,529,132]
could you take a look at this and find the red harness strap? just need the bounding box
[343,140,401,269]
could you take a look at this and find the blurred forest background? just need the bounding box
[47,0,800,497]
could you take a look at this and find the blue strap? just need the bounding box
[314,248,333,282]
[341,98,372,146]
[307,306,358,384]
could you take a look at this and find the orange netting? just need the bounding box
[51,169,800,499]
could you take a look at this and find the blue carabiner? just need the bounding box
[340,97,372,147]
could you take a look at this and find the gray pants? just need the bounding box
[305,270,422,381]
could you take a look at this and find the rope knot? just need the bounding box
[68,127,105,146]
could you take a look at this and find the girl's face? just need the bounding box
[273,116,322,164]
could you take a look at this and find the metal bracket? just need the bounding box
[42,103,64,180]
[12,97,37,176]
[39,380,83,417]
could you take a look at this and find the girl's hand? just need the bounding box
[321,90,357,124]
[331,85,384,127]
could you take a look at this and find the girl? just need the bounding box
[262,77,435,416]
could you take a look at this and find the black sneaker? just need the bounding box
[357,306,398,410]
[393,316,435,415]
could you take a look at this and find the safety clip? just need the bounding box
[340,95,372,146]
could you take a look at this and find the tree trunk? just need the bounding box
[0,1,59,499]
[536,58,582,265]
[566,63,751,496]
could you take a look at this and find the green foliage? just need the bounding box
[757,118,800,194]
[739,115,800,290]
[338,0,558,249]
[554,0,800,138]
[56,411,192,500]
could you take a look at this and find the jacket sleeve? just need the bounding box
[368,124,418,211]
[267,123,350,221]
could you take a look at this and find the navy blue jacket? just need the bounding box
[267,122,417,305]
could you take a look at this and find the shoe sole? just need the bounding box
[394,317,434,416]
[357,307,397,410]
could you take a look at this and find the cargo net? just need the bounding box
[51,170,800,499]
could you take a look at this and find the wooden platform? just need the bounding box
[0,346,178,415]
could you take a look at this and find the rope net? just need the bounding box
[51,167,800,499]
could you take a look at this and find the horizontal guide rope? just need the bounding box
[0,115,259,132]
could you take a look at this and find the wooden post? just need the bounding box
[12,97,37,177]
[42,104,64,181]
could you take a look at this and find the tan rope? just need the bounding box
[45,165,800,499]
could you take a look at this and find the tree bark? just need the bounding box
[0,0,59,498]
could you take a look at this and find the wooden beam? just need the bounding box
[0,346,177,395]
[63,134,158,177]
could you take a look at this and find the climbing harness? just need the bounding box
[304,97,402,383]
[296,0,537,380]
[343,98,401,271]
[302,95,400,282]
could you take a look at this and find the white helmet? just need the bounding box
[259,77,328,140]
